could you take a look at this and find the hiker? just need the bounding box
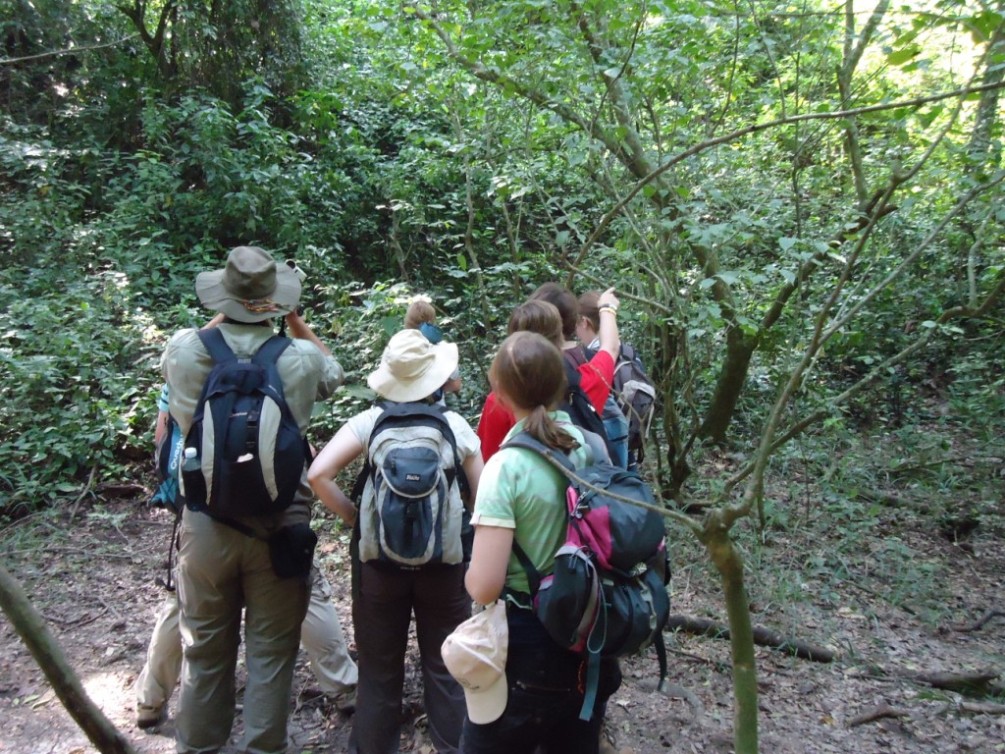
[405,296,462,397]
[135,565,358,727]
[308,328,484,754]
[462,330,622,752]
[476,285,621,461]
[162,245,344,754]
[139,383,357,729]
[568,290,631,468]
[575,290,656,469]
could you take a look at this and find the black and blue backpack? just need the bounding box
[181,328,307,518]
[560,360,620,464]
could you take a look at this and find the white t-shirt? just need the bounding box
[346,404,481,466]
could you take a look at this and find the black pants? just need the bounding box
[349,561,469,754]
[460,607,622,754]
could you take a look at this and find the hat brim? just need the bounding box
[367,341,459,403]
[195,266,301,323]
[463,669,508,725]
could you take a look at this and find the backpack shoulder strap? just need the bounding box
[509,539,542,597]
[563,346,589,369]
[371,401,459,450]
[562,358,582,389]
[197,327,237,364]
[251,335,294,403]
[251,334,293,368]
[501,431,577,477]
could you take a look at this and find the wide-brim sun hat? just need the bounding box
[195,246,301,323]
[368,329,459,403]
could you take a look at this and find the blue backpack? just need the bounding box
[150,414,184,512]
[181,329,307,518]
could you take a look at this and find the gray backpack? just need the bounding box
[353,402,468,567]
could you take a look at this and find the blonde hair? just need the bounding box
[405,298,437,330]
[490,332,578,452]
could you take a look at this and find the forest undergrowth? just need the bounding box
[1,419,1003,754]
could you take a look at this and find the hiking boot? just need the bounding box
[136,703,166,729]
[332,688,356,714]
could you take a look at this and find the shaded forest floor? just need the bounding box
[1,432,1004,754]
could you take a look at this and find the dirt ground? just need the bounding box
[1,489,1003,754]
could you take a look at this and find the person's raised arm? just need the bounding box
[285,310,332,356]
[307,424,364,526]
[595,286,621,361]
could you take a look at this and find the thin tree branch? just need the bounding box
[570,79,1005,270]
[0,35,139,65]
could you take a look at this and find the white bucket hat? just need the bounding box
[195,246,301,323]
[367,329,459,403]
[441,601,508,725]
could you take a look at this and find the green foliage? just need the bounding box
[0,267,157,516]
[1,0,1003,525]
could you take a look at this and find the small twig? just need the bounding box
[5,546,137,560]
[848,703,908,728]
[668,647,720,666]
[42,607,108,629]
[0,510,46,541]
[0,34,140,65]
[96,595,124,623]
[954,610,1005,633]
[68,467,98,525]
[842,578,917,616]
[889,455,1004,475]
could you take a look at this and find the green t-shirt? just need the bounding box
[470,411,589,600]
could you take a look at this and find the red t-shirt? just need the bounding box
[476,349,616,462]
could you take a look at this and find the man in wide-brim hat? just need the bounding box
[162,245,345,754]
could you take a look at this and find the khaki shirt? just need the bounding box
[161,322,344,529]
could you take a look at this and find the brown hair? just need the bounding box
[578,290,601,333]
[507,300,564,349]
[404,299,437,330]
[530,282,578,340]
[490,331,578,452]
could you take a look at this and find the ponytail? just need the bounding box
[524,405,578,452]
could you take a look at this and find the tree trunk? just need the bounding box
[968,25,1005,168]
[702,517,759,754]
[0,564,139,754]
[699,328,756,443]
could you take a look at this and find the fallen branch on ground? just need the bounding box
[863,665,1000,698]
[911,670,999,696]
[958,700,1005,715]
[848,703,908,728]
[954,610,1005,633]
[665,614,834,662]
